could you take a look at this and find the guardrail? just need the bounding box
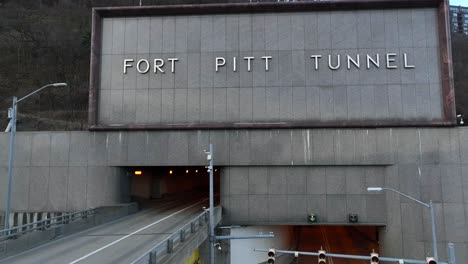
[132,208,219,264]
[0,209,95,240]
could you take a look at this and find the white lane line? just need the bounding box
[319,227,333,264]
[322,227,334,264]
[0,198,194,263]
[0,203,173,263]
[69,199,207,264]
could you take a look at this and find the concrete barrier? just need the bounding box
[160,206,222,264]
[0,213,4,230]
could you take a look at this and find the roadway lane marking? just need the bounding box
[69,199,208,264]
[320,227,334,264]
[0,198,195,264]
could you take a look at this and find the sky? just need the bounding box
[450,0,468,6]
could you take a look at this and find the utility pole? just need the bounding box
[448,243,456,264]
[368,187,438,261]
[4,96,17,234]
[205,144,215,264]
[205,144,274,264]
[3,83,67,234]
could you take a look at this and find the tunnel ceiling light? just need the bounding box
[169,170,173,174]
[186,169,189,173]
[134,170,142,175]
[195,170,198,173]
[215,169,218,172]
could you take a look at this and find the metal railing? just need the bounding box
[132,208,218,264]
[0,209,95,240]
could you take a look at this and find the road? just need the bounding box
[0,196,209,264]
[297,226,380,264]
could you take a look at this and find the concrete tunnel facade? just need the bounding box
[1,0,468,262]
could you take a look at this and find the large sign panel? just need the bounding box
[89,2,454,129]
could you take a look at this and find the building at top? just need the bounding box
[450,5,468,35]
[1,0,468,263]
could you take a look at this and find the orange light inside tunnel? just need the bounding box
[186,169,189,174]
[169,170,173,174]
[134,171,142,175]
[195,170,198,173]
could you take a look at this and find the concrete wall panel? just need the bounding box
[28,167,49,211]
[0,167,7,208]
[48,167,68,211]
[107,132,128,165]
[326,195,347,222]
[13,134,32,167]
[441,165,463,203]
[67,166,88,211]
[268,167,287,195]
[11,167,30,211]
[287,195,308,222]
[248,195,268,222]
[50,133,70,166]
[88,133,107,166]
[86,167,108,208]
[31,133,50,167]
[69,133,89,166]
[420,165,442,202]
[248,167,268,195]
[229,195,248,223]
[127,132,147,165]
[287,167,307,195]
[444,204,466,243]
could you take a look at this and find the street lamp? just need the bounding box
[204,144,215,264]
[367,187,438,261]
[203,144,274,264]
[3,83,67,233]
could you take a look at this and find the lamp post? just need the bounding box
[367,187,438,261]
[204,144,215,264]
[204,144,274,264]
[3,83,67,233]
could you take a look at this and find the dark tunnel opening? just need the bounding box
[125,166,220,207]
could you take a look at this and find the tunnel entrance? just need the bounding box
[126,166,220,202]
[296,225,380,264]
[232,225,380,263]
